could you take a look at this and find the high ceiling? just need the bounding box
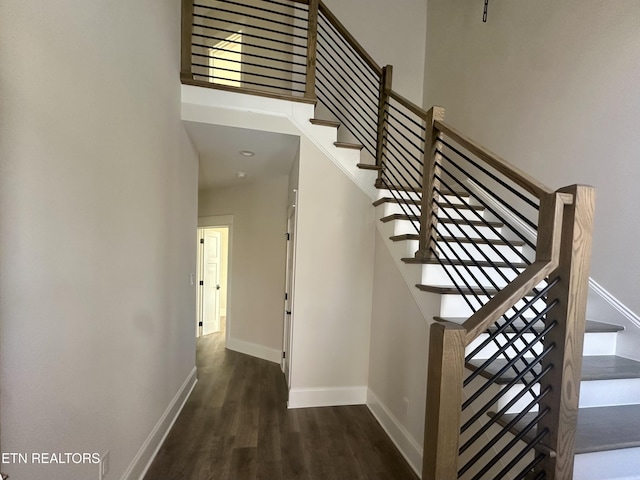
[183,121,300,191]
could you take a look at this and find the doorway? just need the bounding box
[196,226,230,338]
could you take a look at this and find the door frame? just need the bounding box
[197,215,233,345]
[282,190,298,387]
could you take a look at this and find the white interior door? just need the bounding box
[202,229,222,336]
[282,193,297,386]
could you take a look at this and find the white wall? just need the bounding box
[288,137,375,406]
[0,1,199,479]
[424,0,640,316]
[323,0,427,104]
[367,231,439,474]
[198,176,289,357]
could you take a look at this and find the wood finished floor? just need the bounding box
[144,329,419,480]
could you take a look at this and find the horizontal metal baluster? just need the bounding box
[460,371,552,444]
[315,58,379,112]
[438,147,539,233]
[460,391,550,476]
[482,425,550,480]
[462,344,554,411]
[193,62,306,84]
[192,39,307,66]
[317,14,379,78]
[192,52,306,76]
[315,68,379,130]
[192,33,308,58]
[383,127,425,176]
[316,33,380,98]
[196,24,307,49]
[263,0,309,11]
[381,147,423,187]
[195,5,309,32]
[513,454,547,480]
[193,72,306,94]
[388,102,427,132]
[435,165,536,251]
[439,137,539,210]
[215,0,309,22]
[193,14,308,42]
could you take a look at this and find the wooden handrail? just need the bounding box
[317,1,383,76]
[388,90,428,120]
[434,120,553,199]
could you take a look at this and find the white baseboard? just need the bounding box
[589,278,640,329]
[123,366,198,480]
[226,336,281,364]
[287,386,367,409]
[366,389,423,477]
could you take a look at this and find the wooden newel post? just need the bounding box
[305,0,319,99]
[535,184,595,480]
[416,106,445,259]
[422,322,466,480]
[180,0,195,82]
[375,65,393,180]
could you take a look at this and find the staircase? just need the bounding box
[372,185,640,480]
[179,0,640,477]
[306,110,640,479]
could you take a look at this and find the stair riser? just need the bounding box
[377,189,420,202]
[391,219,421,237]
[382,202,482,221]
[436,222,503,240]
[435,242,527,264]
[467,331,616,362]
[421,264,525,288]
[439,295,546,318]
[574,447,640,480]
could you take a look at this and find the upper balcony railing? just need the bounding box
[180,2,595,479]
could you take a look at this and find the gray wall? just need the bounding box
[424,0,640,315]
[0,0,199,478]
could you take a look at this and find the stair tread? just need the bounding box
[402,257,528,268]
[357,163,382,171]
[373,197,420,207]
[381,214,502,228]
[416,284,502,295]
[435,318,624,335]
[387,234,525,248]
[334,141,363,150]
[495,404,640,454]
[466,355,640,384]
[390,234,419,241]
[374,180,421,193]
[310,118,340,128]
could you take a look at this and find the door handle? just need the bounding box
[216,285,221,290]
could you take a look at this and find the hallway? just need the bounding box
[144,329,419,479]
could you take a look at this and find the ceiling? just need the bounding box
[183,121,300,191]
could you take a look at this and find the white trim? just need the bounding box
[123,367,198,480]
[198,214,234,227]
[287,386,367,409]
[366,389,423,477]
[589,278,640,329]
[226,336,282,364]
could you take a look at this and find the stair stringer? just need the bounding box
[374,205,442,325]
[181,85,379,199]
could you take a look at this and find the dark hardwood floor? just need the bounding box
[144,326,419,480]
